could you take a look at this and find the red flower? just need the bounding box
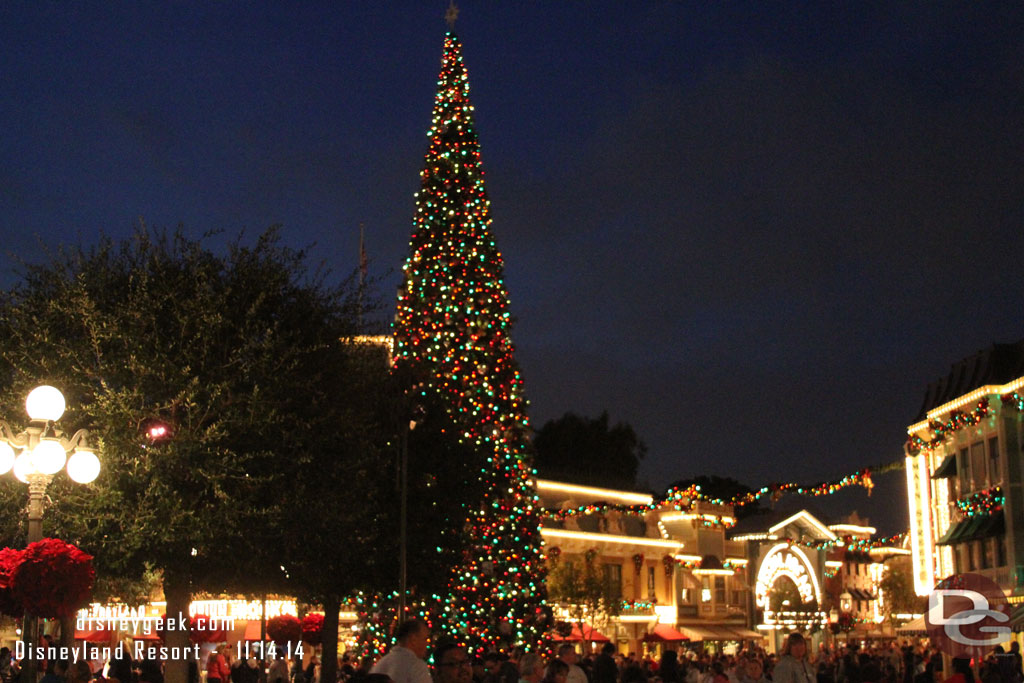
[0,547,24,617]
[12,538,94,618]
[301,613,324,645]
[267,614,302,646]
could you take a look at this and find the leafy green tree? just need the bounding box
[534,412,647,490]
[0,228,378,683]
[546,556,621,638]
[878,560,925,623]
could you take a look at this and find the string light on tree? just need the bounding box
[391,20,545,652]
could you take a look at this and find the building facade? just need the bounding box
[904,340,1024,597]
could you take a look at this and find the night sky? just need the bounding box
[3,3,1023,534]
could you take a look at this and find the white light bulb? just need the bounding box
[30,439,67,475]
[67,449,100,484]
[0,442,15,475]
[13,451,35,483]
[25,386,66,422]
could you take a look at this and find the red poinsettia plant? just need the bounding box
[267,614,302,646]
[301,613,324,645]
[0,547,24,617]
[11,538,94,618]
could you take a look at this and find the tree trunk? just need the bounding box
[164,571,193,683]
[319,600,340,683]
[60,614,75,650]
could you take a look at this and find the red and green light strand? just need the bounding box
[543,462,904,524]
[906,398,991,454]
[393,31,545,653]
[954,486,1004,518]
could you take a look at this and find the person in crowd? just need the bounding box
[108,642,136,683]
[557,646,586,683]
[943,659,974,683]
[207,646,232,683]
[68,662,93,683]
[137,654,163,683]
[0,648,12,683]
[39,661,67,683]
[541,661,568,683]
[517,655,543,683]
[1009,644,1024,683]
[370,620,431,683]
[659,651,681,683]
[739,657,769,683]
[535,660,565,683]
[593,644,618,683]
[774,633,815,683]
[232,654,260,683]
[267,652,289,683]
[304,655,320,683]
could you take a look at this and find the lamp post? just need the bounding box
[398,405,424,620]
[0,385,101,681]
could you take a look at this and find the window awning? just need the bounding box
[243,620,266,642]
[845,588,876,601]
[937,519,965,545]
[1009,604,1024,632]
[896,615,926,635]
[676,624,760,642]
[74,627,116,642]
[552,623,611,642]
[939,511,1005,546]
[642,624,689,642]
[932,455,957,479]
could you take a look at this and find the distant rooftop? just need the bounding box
[912,339,1024,422]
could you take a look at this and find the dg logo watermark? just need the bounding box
[926,573,1011,659]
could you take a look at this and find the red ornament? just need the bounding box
[0,547,23,617]
[301,613,324,645]
[11,538,93,618]
[268,614,302,646]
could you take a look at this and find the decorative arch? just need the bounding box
[754,543,822,610]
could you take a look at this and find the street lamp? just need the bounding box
[0,385,100,678]
[0,386,101,541]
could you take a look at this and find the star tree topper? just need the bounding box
[445,1,459,29]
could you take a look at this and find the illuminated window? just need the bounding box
[603,564,622,600]
[989,437,1000,483]
[971,442,986,491]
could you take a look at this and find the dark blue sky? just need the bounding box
[3,3,1023,532]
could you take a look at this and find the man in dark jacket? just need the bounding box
[593,644,618,683]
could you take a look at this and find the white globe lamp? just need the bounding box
[13,451,34,483]
[67,448,101,484]
[30,439,67,475]
[25,386,66,422]
[0,442,15,475]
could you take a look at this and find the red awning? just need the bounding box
[642,624,689,642]
[552,623,611,642]
[75,627,116,643]
[243,620,267,642]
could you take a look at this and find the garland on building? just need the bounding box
[391,28,545,652]
[1002,392,1024,411]
[543,461,903,525]
[954,486,1004,517]
[905,398,991,454]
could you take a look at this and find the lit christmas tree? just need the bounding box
[392,26,547,651]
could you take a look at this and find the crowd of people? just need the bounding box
[3,625,1023,683]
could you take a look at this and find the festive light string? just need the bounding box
[390,31,545,653]
[542,461,906,525]
[954,486,1004,517]
[906,398,991,454]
